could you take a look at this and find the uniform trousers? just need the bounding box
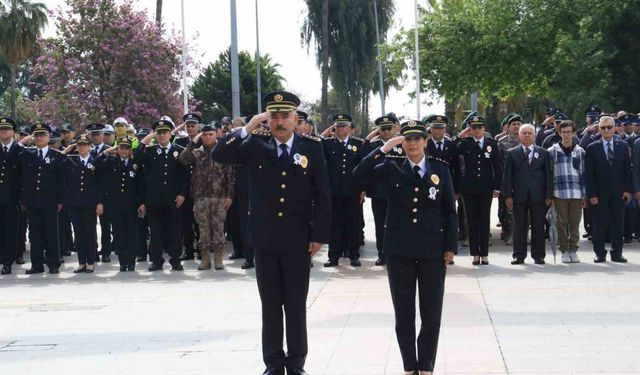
[0,204,19,266]
[111,206,138,268]
[147,205,182,266]
[462,193,493,256]
[371,197,388,258]
[67,207,97,265]
[255,248,311,370]
[386,254,446,372]
[328,195,360,261]
[27,207,60,269]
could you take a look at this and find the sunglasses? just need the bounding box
[379,127,393,131]
[600,125,614,130]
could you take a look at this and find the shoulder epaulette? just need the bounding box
[386,154,406,159]
[301,134,321,142]
[252,129,271,138]
[428,155,449,165]
[351,136,364,142]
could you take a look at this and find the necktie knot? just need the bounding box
[278,143,290,169]
[38,149,43,159]
[82,160,86,167]
[413,165,422,180]
[437,141,442,151]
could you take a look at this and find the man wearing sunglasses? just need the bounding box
[585,116,632,263]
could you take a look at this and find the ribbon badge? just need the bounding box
[45,156,50,164]
[293,153,302,165]
[428,187,437,200]
[129,171,135,178]
[156,148,162,155]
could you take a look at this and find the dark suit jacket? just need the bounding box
[19,147,65,209]
[502,145,553,204]
[0,142,23,205]
[93,154,145,209]
[322,136,364,197]
[136,144,188,206]
[353,149,458,259]
[453,136,502,195]
[62,155,102,208]
[211,130,331,253]
[585,138,632,199]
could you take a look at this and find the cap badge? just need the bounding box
[430,174,440,185]
[408,120,416,127]
[274,94,283,102]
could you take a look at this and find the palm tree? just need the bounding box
[155,0,162,26]
[0,0,47,117]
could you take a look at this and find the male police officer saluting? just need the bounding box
[211,91,331,375]
[353,119,457,375]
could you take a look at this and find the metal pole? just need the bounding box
[180,0,188,114]
[255,0,262,112]
[373,0,385,115]
[414,0,420,119]
[470,91,478,113]
[230,0,241,118]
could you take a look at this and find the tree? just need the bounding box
[155,0,162,25]
[0,0,48,117]
[190,48,284,123]
[28,0,185,128]
[301,0,396,131]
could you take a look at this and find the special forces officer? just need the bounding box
[353,119,457,375]
[211,91,331,375]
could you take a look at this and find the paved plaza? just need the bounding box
[2,203,640,375]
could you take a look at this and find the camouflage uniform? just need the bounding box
[179,142,235,270]
[498,135,521,243]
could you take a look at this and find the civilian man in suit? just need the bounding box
[211,91,331,375]
[0,117,22,275]
[353,119,457,375]
[585,116,632,263]
[503,124,553,264]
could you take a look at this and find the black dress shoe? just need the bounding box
[119,266,128,272]
[448,260,455,265]
[148,263,163,271]
[49,267,60,274]
[101,254,111,263]
[1,265,11,275]
[95,254,100,262]
[171,264,184,271]
[534,258,545,265]
[611,256,628,263]
[287,368,308,375]
[350,259,362,267]
[15,256,25,265]
[60,258,65,264]
[593,256,606,263]
[84,267,94,273]
[323,260,338,267]
[73,266,87,273]
[374,258,386,266]
[136,256,147,262]
[241,260,255,269]
[180,254,195,261]
[26,267,45,274]
[127,265,136,272]
[63,250,72,256]
[228,252,243,260]
[261,368,284,375]
[472,260,481,265]
[511,259,525,265]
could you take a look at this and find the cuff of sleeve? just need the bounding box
[240,127,248,138]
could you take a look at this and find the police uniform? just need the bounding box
[453,116,502,262]
[353,119,457,373]
[15,126,31,264]
[359,115,404,265]
[137,120,188,271]
[211,91,331,375]
[19,123,66,274]
[135,128,150,260]
[62,135,102,271]
[93,137,145,271]
[321,113,364,266]
[0,118,22,274]
[175,113,202,260]
[87,122,114,261]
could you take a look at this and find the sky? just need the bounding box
[40,0,444,120]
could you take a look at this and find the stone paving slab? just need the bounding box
[2,201,640,374]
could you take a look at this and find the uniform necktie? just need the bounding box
[476,140,482,152]
[38,149,43,160]
[2,145,7,153]
[279,144,289,168]
[82,160,86,167]
[607,143,614,164]
[161,147,167,156]
[525,147,531,164]
[413,165,422,180]
[437,141,443,152]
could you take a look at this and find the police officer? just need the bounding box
[137,119,188,271]
[87,122,113,262]
[360,114,402,266]
[94,137,145,272]
[61,134,103,273]
[320,113,363,267]
[135,127,150,261]
[353,119,457,375]
[176,113,201,261]
[18,123,65,274]
[14,125,31,265]
[453,115,502,265]
[0,117,22,274]
[211,91,331,375]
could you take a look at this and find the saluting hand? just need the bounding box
[365,128,380,141]
[244,112,270,134]
[62,143,76,155]
[320,124,336,138]
[381,136,404,153]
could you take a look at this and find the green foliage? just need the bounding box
[190,48,284,123]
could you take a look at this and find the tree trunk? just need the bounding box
[444,98,456,134]
[155,0,163,26]
[320,0,329,130]
[9,64,16,118]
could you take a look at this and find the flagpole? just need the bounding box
[230,0,241,118]
[414,0,420,119]
[180,0,188,114]
[373,0,385,115]
[255,0,262,112]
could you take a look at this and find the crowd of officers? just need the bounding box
[0,103,638,275]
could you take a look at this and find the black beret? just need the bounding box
[547,107,562,116]
[400,119,427,137]
[59,123,74,132]
[86,123,106,133]
[264,91,300,113]
[201,122,221,132]
[507,114,523,125]
[333,113,352,124]
[296,111,308,121]
[619,114,633,125]
[18,125,31,135]
[585,105,602,115]
[152,119,174,131]
[31,123,52,135]
[221,116,232,124]
[183,113,202,124]
[0,117,17,131]
[554,112,568,121]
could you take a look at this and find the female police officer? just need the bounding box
[353,119,457,375]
